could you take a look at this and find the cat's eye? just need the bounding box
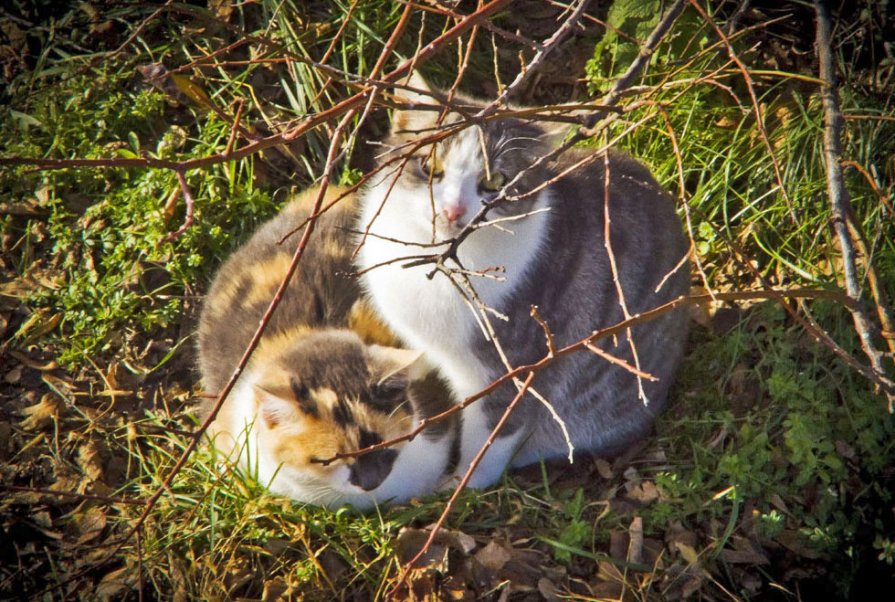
[418,154,444,179]
[371,379,405,404]
[479,170,506,192]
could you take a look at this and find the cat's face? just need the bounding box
[249,331,421,504]
[377,75,554,240]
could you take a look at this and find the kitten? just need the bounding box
[356,74,690,489]
[197,185,458,509]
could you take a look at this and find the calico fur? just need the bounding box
[197,185,458,508]
[356,75,690,489]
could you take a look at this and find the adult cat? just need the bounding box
[356,75,690,489]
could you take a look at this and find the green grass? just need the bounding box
[2,0,894,599]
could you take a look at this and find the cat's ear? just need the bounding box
[254,384,299,429]
[367,345,425,383]
[391,71,439,135]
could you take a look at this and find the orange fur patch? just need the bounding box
[244,253,294,307]
[348,299,400,347]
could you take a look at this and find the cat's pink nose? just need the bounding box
[443,204,466,223]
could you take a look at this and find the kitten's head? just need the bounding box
[248,330,423,504]
[377,73,559,238]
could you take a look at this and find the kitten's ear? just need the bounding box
[391,71,439,135]
[367,345,425,382]
[254,384,299,429]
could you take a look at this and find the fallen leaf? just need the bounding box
[680,572,704,598]
[20,393,63,430]
[78,440,105,482]
[594,458,613,479]
[720,536,770,565]
[262,578,289,601]
[627,480,660,504]
[609,530,628,561]
[673,541,700,566]
[395,527,462,571]
[537,577,559,601]
[596,560,625,583]
[777,530,824,559]
[33,510,53,529]
[96,567,133,600]
[627,516,644,564]
[8,350,58,371]
[70,506,107,544]
[5,364,22,384]
[14,308,62,343]
[588,580,623,599]
[475,540,512,571]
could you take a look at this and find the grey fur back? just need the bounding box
[477,149,689,465]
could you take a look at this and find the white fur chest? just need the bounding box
[356,175,551,397]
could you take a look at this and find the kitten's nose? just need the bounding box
[348,448,398,491]
[443,203,466,224]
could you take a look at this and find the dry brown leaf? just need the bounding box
[5,364,22,384]
[594,457,613,479]
[609,530,628,562]
[208,0,234,21]
[627,516,644,565]
[261,578,289,601]
[673,541,700,566]
[395,527,459,571]
[71,506,107,544]
[596,560,625,583]
[77,440,105,482]
[777,530,824,559]
[475,540,512,571]
[14,307,62,342]
[8,350,58,371]
[20,393,63,430]
[680,572,704,598]
[42,373,77,398]
[627,480,660,504]
[588,580,623,599]
[719,536,770,565]
[96,567,134,600]
[32,509,53,529]
[537,577,560,601]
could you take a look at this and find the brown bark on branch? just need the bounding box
[814,0,895,410]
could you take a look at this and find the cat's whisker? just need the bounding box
[493,133,542,154]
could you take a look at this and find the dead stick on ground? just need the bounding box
[814,0,895,411]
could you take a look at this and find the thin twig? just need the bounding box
[490,0,591,107]
[814,0,895,410]
[159,170,195,244]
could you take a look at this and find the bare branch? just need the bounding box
[814,0,895,410]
